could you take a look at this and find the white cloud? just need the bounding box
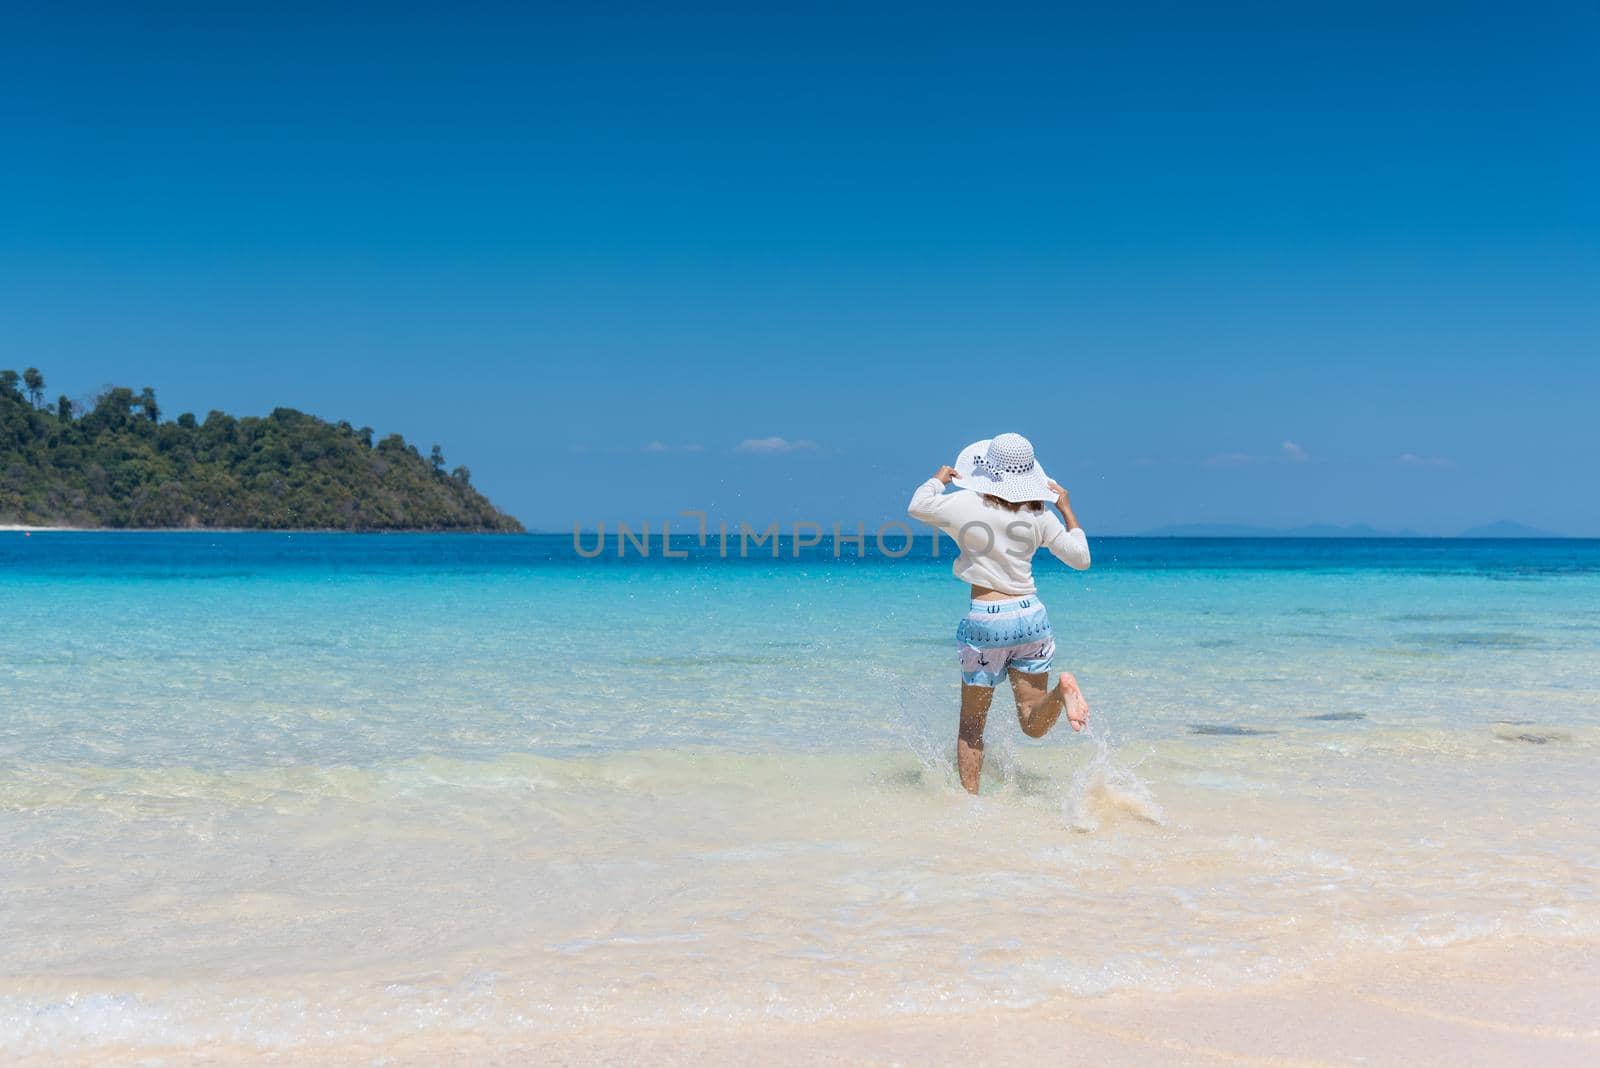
[736,436,817,454]
[642,441,669,453]
[1397,452,1451,468]
[642,442,705,455]
[1206,442,1311,467]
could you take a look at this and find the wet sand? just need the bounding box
[16,940,1595,1066]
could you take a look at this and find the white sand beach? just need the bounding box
[14,941,1595,1066]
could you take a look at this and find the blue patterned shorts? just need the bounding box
[956,595,1055,687]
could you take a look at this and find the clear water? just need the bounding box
[3,533,1598,1055]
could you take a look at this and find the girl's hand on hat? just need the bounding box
[935,465,959,485]
[1048,479,1081,529]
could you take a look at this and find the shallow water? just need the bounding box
[2,533,1598,1055]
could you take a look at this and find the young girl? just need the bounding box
[908,432,1091,794]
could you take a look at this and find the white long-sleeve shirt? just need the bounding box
[907,478,1090,595]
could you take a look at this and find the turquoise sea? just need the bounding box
[3,532,1599,1057]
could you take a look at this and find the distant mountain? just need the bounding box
[1139,522,1426,538]
[1139,519,1568,539]
[1284,522,1428,538]
[1457,520,1561,539]
[1138,523,1281,537]
[0,371,523,531]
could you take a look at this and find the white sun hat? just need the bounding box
[952,433,1055,504]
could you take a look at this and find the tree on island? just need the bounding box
[23,368,45,409]
[0,369,522,531]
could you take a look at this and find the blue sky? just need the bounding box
[3,2,1595,533]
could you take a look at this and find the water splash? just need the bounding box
[884,665,1165,826]
[881,669,959,790]
[1065,714,1166,833]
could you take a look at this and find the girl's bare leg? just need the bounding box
[1009,669,1089,737]
[957,682,994,794]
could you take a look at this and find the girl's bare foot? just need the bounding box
[1058,672,1089,731]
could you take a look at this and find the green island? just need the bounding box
[0,368,523,531]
